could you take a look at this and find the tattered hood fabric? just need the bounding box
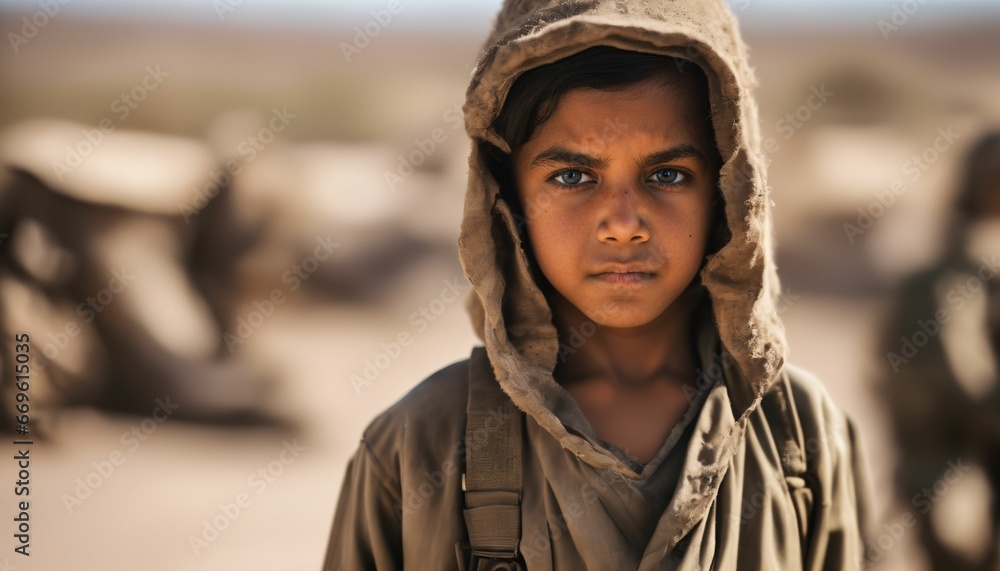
[323,0,870,569]
[460,0,785,480]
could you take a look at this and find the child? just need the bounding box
[324,0,870,569]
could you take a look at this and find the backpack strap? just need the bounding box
[759,368,815,539]
[455,346,525,571]
[760,369,807,476]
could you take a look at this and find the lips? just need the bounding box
[590,262,658,285]
[595,263,656,273]
[594,271,654,285]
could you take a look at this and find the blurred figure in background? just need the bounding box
[880,131,1000,570]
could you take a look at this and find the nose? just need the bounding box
[597,185,649,243]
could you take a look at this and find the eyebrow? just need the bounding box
[528,143,708,170]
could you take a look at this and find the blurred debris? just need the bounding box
[0,116,467,431]
[0,121,277,427]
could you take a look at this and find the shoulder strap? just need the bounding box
[456,346,525,570]
[759,369,816,539]
[759,369,808,477]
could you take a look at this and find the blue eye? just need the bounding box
[552,170,592,186]
[650,169,686,185]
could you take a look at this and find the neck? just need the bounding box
[550,289,703,390]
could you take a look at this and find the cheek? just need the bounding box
[524,207,585,279]
[693,200,715,244]
[656,200,714,261]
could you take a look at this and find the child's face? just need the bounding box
[512,77,719,328]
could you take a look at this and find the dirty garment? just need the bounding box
[323,0,870,569]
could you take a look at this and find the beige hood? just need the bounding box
[458,0,787,478]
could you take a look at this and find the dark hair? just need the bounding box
[485,45,727,256]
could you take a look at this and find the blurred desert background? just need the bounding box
[1,1,999,569]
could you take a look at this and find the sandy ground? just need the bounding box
[11,268,480,570]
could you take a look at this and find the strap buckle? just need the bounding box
[469,552,524,571]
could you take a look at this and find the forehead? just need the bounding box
[524,77,712,152]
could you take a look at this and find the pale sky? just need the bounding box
[0,0,995,30]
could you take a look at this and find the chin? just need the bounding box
[580,299,671,329]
